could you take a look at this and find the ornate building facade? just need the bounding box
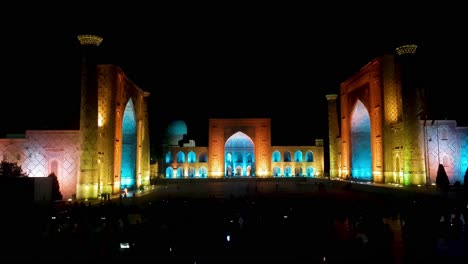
[327,45,468,185]
[0,35,151,199]
[160,118,324,178]
[77,35,150,199]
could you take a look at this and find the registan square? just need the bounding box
[1,34,467,263]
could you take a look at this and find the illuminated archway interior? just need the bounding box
[166,167,174,178]
[350,100,372,180]
[224,131,255,176]
[188,166,196,177]
[273,166,281,177]
[177,167,184,178]
[199,166,207,178]
[272,151,281,162]
[188,151,196,163]
[121,99,137,189]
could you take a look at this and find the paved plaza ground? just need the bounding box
[3,178,468,263]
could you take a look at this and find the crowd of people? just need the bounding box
[2,182,468,263]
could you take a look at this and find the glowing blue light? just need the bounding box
[199,166,207,178]
[177,151,185,163]
[305,151,314,162]
[121,177,133,186]
[273,166,281,177]
[224,132,255,177]
[284,166,292,177]
[459,132,468,184]
[246,153,253,163]
[284,152,292,162]
[272,151,281,162]
[165,151,173,163]
[294,150,303,162]
[166,167,174,178]
[236,153,243,162]
[177,167,184,178]
[306,166,314,177]
[166,120,187,146]
[188,151,196,163]
[121,99,136,189]
[350,100,372,180]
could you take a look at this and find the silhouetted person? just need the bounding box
[436,164,450,198]
[463,167,468,200]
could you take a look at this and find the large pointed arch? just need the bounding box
[165,167,174,178]
[272,150,281,162]
[294,150,303,162]
[224,131,255,177]
[350,100,372,180]
[199,166,207,178]
[121,98,137,189]
[273,166,281,177]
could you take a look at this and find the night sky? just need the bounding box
[1,4,466,151]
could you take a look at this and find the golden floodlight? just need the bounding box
[396,44,417,55]
[77,34,103,46]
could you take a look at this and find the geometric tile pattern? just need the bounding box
[161,146,208,177]
[0,130,79,199]
[335,54,468,185]
[270,146,324,177]
[425,121,462,184]
[163,118,324,178]
[77,64,151,199]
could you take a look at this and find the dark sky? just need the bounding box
[1,3,466,149]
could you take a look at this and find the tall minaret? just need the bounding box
[326,94,340,178]
[396,44,426,185]
[77,34,103,199]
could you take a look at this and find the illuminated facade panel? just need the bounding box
[160,118,325,178]
[0,131,79,200]
[328,50,468,185]
[270,145,323,178]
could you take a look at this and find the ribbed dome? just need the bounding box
[166,120,187,146]
[225,132,254,148]
[351,101,370,133]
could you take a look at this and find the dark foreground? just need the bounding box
[3,179,468,263]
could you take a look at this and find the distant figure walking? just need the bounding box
[238,216,244,229]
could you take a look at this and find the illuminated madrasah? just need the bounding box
[159,119,325,178]
[0,34,324,200]
[77,35,150,199]
[0,35,151,199]
[327,44,468,185]
[2,39,466,201]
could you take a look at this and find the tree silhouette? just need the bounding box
[464,167,468,186]
[48,172,63,201]
[0,160,28,177]
[464,167,468,197]
[436,164,450,195]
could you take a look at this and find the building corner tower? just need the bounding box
[396,44,426,185]
[77,34,103,199]
[326,94,340,178]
